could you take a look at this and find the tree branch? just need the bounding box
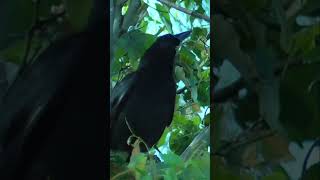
[121,0,141,33]
[157,0,210,22]
[212,129,275,157]
[181,126,209,161]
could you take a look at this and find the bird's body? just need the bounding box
[110,62,176,152]
[110,31,191,154]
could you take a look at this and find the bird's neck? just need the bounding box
[139,48,176,71]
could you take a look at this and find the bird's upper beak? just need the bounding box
[174,31,192,42]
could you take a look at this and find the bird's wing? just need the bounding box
[110,72,137,128]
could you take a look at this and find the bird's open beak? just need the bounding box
[174,31,192,42]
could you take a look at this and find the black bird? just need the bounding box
[0,4,107,180]
[110,31,191,155]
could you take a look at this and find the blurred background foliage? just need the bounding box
[0,0,210,179]
[110,0,210,179]
[0,0,94,98]
[213,0,320,179]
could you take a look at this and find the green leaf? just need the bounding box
[184,0,191,8]
[128,153,148,171]
[197,81,210,106]
[162,152,184,171]
[138,19,149,33]
[172,111,188,125]
[121,3,129,15]
[164,168,179,180]
[179,46,196,66]
[113,45,126,62]
[140,174,153,180]
[191,114,201,126]
[203,112,210,126]
[191,27,208,39]
[194,0,202,6]
[116,30,156,68]
[288,25,320,56]
[170,112,201,154]
[182,153,210,179]
[155,3,172,33]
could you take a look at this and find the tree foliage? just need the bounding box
[213,0,320,179]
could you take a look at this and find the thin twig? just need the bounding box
[111,169,133,180]
[125,118,150,152]
[157,0,210,22]
[20,0,41,71]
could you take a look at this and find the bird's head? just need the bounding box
[139,30,191,69]
[155,31,192,50]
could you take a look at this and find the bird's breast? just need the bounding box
[123,71,176,127]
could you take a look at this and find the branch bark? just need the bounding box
[121,0,141,33]
[181,126,210,161]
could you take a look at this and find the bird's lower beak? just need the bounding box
[174,31,192,42]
